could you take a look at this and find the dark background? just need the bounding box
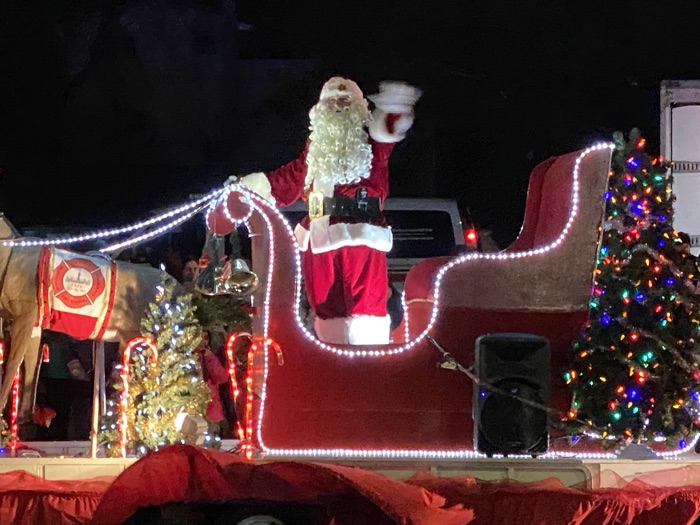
[0,1,697,248]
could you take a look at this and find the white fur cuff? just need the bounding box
[239,172,275,204]
[315,315,391,345]
[368,110,414,143]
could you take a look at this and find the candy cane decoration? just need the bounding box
[225,332,283,460]
[9,370,20,455]
[119,336,158,458]
[225,332,248,443]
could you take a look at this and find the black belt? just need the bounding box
[308,189,381,220]
[323,195,381,219]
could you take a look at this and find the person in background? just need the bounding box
[35,332,92,440]
[181,258,199,292]
[194,329,229,436]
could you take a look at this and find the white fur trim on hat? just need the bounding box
[238,172,275,204]
[320,77,364,102]
[368,110,414,143]
[314,314,391,345]
[294,216,393,253]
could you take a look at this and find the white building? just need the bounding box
[660,80,700,255]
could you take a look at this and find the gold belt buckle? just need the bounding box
[308,191,324,219]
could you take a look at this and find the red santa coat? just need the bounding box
[240,111,412,344]
[240,111,411,253]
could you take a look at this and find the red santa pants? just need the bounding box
[302,245,387,319]
[301,245,389,344]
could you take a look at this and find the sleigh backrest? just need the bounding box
[403,144,613,322]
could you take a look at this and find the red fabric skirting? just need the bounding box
[407,473,700,525]
[91,445,473,525]
[0,470,110,525]
[5,447,700,524]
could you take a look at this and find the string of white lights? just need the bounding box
[247,142,615,359]
[220,187,255,225]
[401,290,410,343]
[657,433,700,457]
[258,447,620,460]
[254,144,652,460]
[228,146,699,460]
[3,186,226,248]
[101,206,205,253]
[247,199,275,458]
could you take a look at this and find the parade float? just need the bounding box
[0,75,699,521]
[0,132,696,524]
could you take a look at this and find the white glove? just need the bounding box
[233,172,275,204]
[368,81,422,113]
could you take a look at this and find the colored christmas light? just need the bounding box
[9,371,20,455]
[567,130,700,450]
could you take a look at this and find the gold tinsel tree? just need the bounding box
[99,277,215,457]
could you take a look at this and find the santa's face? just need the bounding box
[327,94,370,116]
[333,96,351,110]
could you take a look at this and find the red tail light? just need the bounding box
[464,228,478,245]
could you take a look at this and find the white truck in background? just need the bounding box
[660,80,700,255]
[281,198,477,293]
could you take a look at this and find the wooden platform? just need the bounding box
[3,440,699,489]
[336,456,700,489]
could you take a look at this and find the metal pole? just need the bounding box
[90,340,105,459]
[97,341,106,416]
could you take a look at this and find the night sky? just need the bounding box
[1,2,699,248]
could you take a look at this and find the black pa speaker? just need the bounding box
[473,333,550,456]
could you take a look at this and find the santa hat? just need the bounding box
[319,77,365,103]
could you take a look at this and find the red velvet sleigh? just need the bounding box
[229,142,613,459]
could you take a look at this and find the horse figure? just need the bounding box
[0,214,179,423]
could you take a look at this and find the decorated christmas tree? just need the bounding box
[99,277,215,457]
[567,129,700,447]
[191,293,252,333]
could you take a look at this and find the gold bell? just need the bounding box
[218,259,259,298]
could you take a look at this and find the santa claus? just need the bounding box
[234,77,421,345]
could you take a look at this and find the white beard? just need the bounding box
[305,99,373,195]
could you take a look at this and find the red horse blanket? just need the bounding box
[36,248,117,340]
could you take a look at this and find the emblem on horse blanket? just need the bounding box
[35,248,117,340]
